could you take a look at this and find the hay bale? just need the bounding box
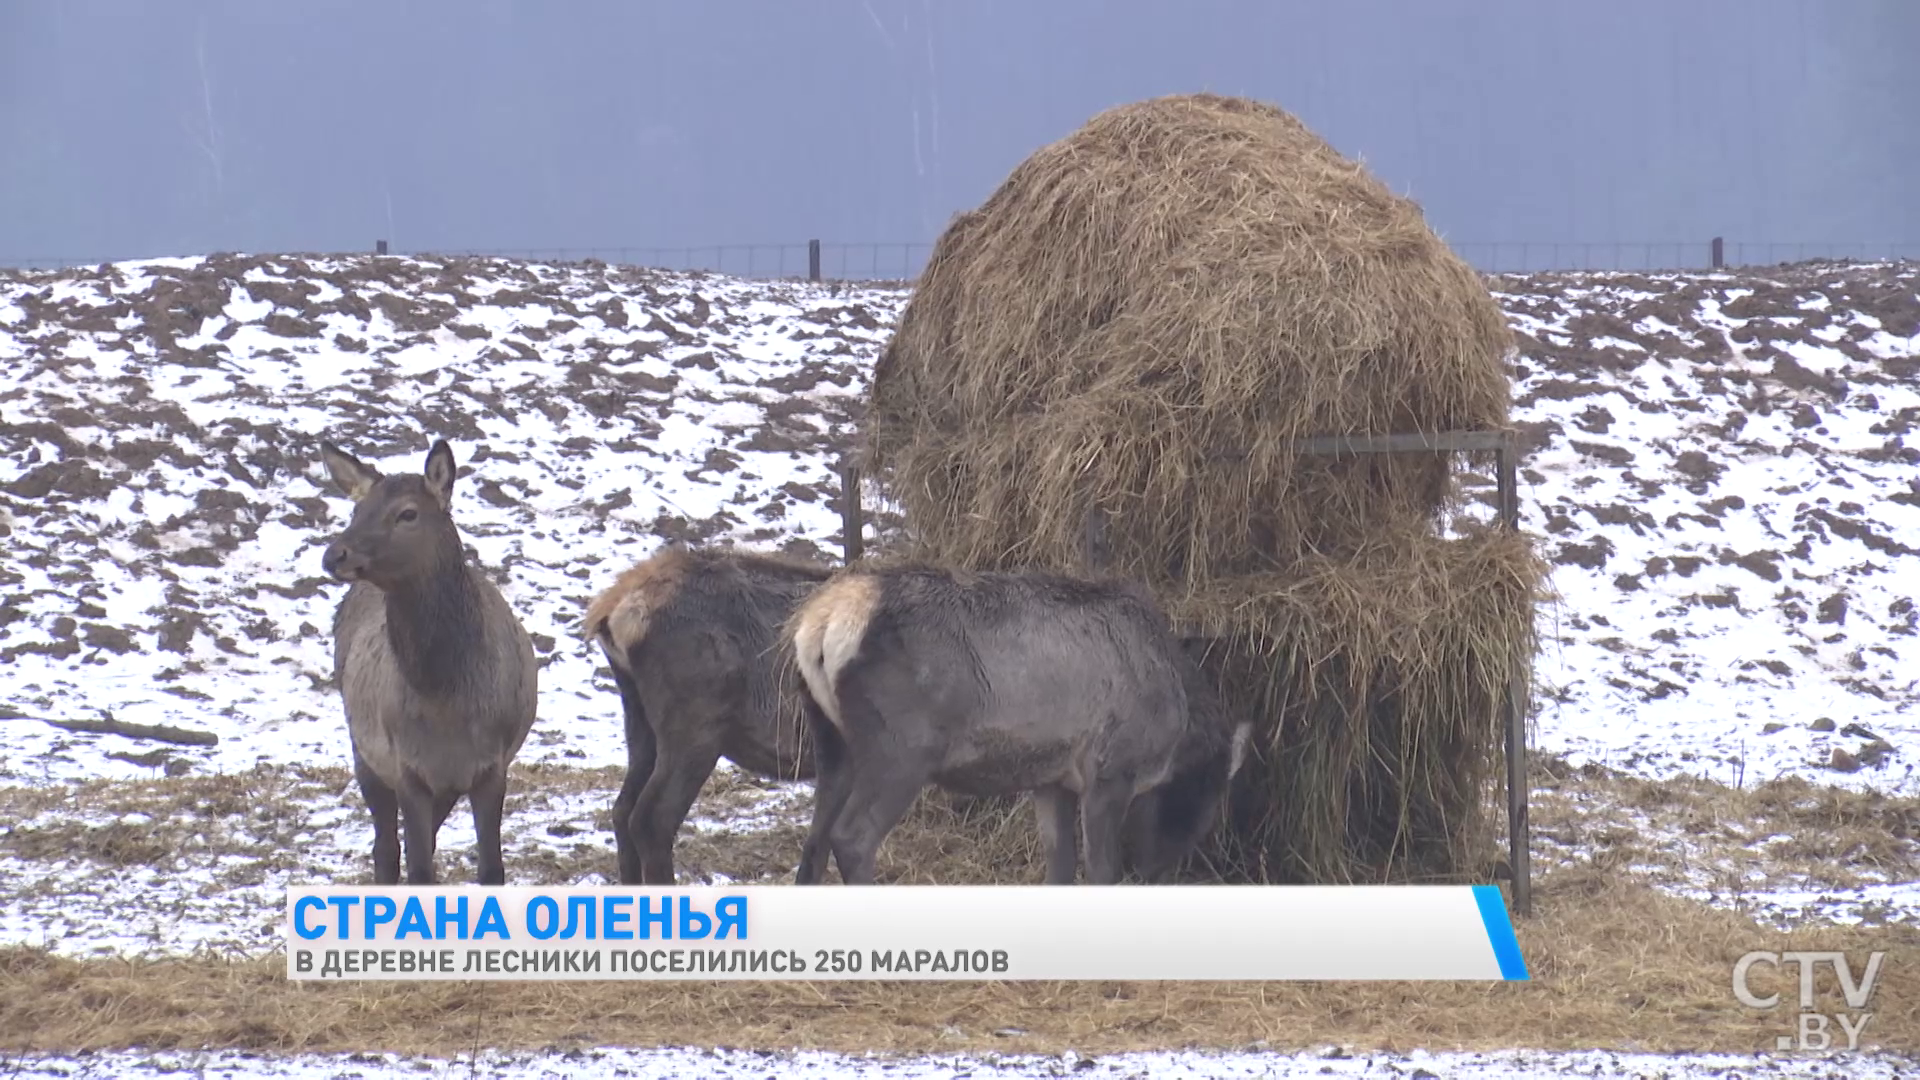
[1173,528,1547,883]
[866,92,1515,576]
[861,92,1543,883]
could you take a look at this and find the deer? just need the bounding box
[582,546,836,885]
[318,438,540,886]
[783,563,1251,886]
[1119,634,1256,881]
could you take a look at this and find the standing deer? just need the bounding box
[784,564,1250,886]
[319,438,539,886]
[582,546,834,885]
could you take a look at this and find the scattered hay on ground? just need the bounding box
[1,872,1912,1058]
[7,760,1916,1058]
[1530,755,1920,928]
[8,756,1910,904]
[0,765,1044,896]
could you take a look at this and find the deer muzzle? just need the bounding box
[322,539,368,582]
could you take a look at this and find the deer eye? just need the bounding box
[397,507,419,524]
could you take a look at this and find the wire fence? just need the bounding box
[4,238,1918,279]
[421,242,943,282]
[1452,240,1920,275]
[0,242,939,282]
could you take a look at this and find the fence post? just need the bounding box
[1709,236,1724,270]
[1081,504,1110,572]
[839,461,864,564]
[375,239,389,256]
[808,239,822,282]
[1493,435,1532,918]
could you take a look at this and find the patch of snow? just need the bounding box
[0,254,1916,961]
[0,255,902,788]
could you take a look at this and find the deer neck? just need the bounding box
[383,554,485,698]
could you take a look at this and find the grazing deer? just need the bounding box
[319,438,539,886]
[582,546,834,885]
[1120,636,1252,882]
[784,564,1250,885]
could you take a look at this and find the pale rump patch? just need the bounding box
[785,572,880,731]
[581,549,693,668]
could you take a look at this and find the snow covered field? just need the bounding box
[0,253,1915,1077]
[0,254,898,785]
[2,256,1910,792]
[1499,269,1919,791]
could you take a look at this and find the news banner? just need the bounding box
[286,884,1529,982]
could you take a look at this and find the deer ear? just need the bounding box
[320,442,380,501]
[423,439,457,508]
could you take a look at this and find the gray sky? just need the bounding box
[2,0,1914,274]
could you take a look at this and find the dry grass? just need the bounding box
[1,760,1914,1056]
[0,765,1039,892]
[0,764,349,887]
[1529,756,1920,926]
[0,872,1912,1059]
[857,92,1541,886]
[6,757,1909,901]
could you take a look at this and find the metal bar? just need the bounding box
[1294,431,1512,455]
[1495,441,1531,918]
[839,462,865,564]
[1197,430,1512,462]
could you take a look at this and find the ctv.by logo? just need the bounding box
[1733,950,1886,1052]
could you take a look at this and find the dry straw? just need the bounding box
[862,92,1544,883]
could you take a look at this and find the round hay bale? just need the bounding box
[1172,528,1548,884]
[860,93,1544,885]
[865,92,1516,577]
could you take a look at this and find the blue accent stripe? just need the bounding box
[1472,884,1530,980]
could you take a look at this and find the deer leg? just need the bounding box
[796,715,853,885]
[470,767,509,886]
[397,774,440,886]
[431,790,459,833]
[627,738,720,886]
[1079,777,1135,886]
[1122,790,1169,883]
[825,759,933,886]
[612,696,657,885]
[614,722,660,883]
[796,761,854,884]
[1033,785,1080,885]
[353,751,401,886]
